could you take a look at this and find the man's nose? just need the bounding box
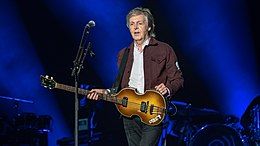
[134,23,138,29]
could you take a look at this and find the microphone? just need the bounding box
[86,20,95,29]
[84,20,95,36]
[78,20,95,59]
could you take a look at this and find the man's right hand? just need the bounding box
[87,89,107,100]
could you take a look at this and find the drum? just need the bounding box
[189,124,247,146]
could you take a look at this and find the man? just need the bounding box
[87,7,183,146]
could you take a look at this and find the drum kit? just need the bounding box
[164,98,260,146]
[0,95,52,144]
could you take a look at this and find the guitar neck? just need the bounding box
[56,83,89,95]
[55,83,120,104]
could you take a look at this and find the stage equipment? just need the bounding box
[241,96,260,145]
[0,95,52,145]
[70,20,95,146]
[162,100,244,146]
[189,124,247,146]
[37,115,52,133]
[14,112,38,131]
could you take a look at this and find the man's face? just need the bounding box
[129,14,150,43]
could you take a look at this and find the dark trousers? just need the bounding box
[123,117,162,146]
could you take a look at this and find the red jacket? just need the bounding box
[117,37,184,97]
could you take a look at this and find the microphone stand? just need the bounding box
[71,24,94,146]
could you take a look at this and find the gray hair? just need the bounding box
[126,7,156,37]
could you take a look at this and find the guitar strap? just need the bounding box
[111,48,130,94]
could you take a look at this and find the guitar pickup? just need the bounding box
[150,104,154,115]
[140,101,149,113]
[121,97,128,107]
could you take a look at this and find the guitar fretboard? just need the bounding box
[55,83,121,104]
[56,83,89,95]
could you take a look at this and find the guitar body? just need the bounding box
[113,88,166,126]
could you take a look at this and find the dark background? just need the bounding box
[0,0,259,145]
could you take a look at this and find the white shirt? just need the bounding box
[128,38,150,94]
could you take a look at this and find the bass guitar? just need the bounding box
[40,75,177,126]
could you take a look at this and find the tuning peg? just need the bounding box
[51,77,53,80]
[46,75,49,78]
[44,86,47,88]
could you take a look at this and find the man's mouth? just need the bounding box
[134,32,140,35]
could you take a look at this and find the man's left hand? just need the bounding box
[155,83,169,96]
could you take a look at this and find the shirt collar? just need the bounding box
[134,37,151,52]
[128,37,159,52]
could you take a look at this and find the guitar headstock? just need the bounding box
[40,75,57,89]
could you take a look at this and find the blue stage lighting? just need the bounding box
[163,0,259,117]
[0,1,70,145]
[44,0,142,87]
